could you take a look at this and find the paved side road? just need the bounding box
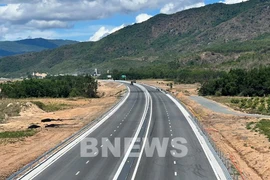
[190,96,270,118]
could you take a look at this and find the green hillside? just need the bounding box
[0,0,269,77]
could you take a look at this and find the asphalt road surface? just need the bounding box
[20,82,229,180]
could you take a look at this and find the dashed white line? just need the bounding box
[171,134,173,137]
[110,134,113,136]
[76,171,80,176]
[174,161,176,165]
[174,172,177,176]
[86,160,89,164]
[101,145,103,147]
[114,130,116,132]
[170,129,172,132]
[117,126,119,128]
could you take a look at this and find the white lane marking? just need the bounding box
[76,171,80,176]
[167,94,227,180]
[174,161,176,165]
[106,139,108,141]
[120,123,122,125]
[86,161,89,164]
[100,145,103,148]
[171,134,173,136]
[114,130,116,132]
[94,152,97,155]
[170,129,172,132]
[20,85,131,180]
[131,92,153,180]
[174,172,177,176]
[117,126,119,128]
[113,83,151,180]
[110,134,113,136]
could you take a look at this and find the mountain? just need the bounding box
[0,0,270,77]
[0,38,78,58]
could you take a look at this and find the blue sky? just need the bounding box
[0,0,246,42]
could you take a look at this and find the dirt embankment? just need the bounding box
[0,81,126,179]
[140,80,270,180]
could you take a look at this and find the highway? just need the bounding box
[19,82,229,180]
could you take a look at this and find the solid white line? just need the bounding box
[113,83,150,180]
[167,94,227,180]
[76,171,80,176]
[131,91,153,180]
[20,85,131,180]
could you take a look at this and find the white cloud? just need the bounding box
[135,13,152,23]
[223,0,248,4]
[0,0,206,41]
[26,20,71,29]
[160,2,205,14]
[89,12,153,42]
[89,24,125,42]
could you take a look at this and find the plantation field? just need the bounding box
[209,96,270,115]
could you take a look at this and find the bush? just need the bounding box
[231,98,240,104]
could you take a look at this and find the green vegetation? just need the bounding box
[0,0,270,77]
[0,130,36,138]
[246,119,270,141]
[0,75,98,98]
[199,67,270,97]
[31,101,70,112]
[109,65,225,84]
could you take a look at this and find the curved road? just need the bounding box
[18,82,230,180]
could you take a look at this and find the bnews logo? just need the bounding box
[81,137,188,158]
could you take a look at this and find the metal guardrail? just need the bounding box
[7,88,129,180]
[168,91,241,180]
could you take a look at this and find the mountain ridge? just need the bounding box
[0,38,78,58]
[0,0,269,77]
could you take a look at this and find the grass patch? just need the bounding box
[246,119,270,141]
[31,101,70,112]
[0,130,36,138]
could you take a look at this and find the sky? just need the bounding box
[0,0,248,42]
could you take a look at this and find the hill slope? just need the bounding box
[0,0,270,77]
[0,38,78,58]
